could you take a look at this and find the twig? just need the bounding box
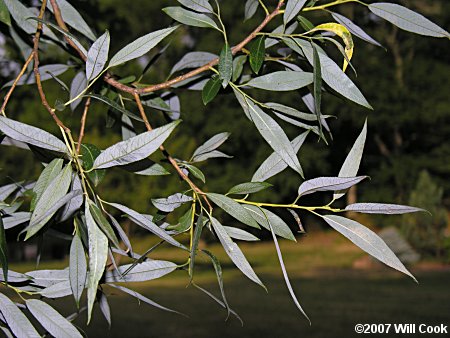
[133,93,213,212]
[76,97,91,153]
[33,0,69,132]
[49,0,285,95]
[1,52,35,116]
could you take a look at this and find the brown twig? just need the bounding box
[33,0,69,133]
[133,93,213,212]
[49,0,285,95]
[1,52,35,116]
[76,97,91,153]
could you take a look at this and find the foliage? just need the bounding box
[0,0,447,335]
[402,170,449,259]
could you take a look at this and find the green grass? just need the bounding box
[5,232,450,338]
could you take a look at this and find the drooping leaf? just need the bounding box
[331,11,383,48]
[26,165,73,239]
[31,159,64,211]
[246,100,304,177]
[25,269,68,287]
[0,0,11,26]
[170,51,217,75]
[105,260,177,283]
[0,183,19,202]
[266,103,320,121]
[206,193,259,229]
[2,212,31,230]
[210,217,264,288]
[85,204,108,324]
[47,0,96,40]
[369,2,449,38]
[201,249,231,316]
[248,36,265,74]
[92,120,180,169]
[284,0,308,25]
[297,15,314,32]
[202,75,221,105]
[298,176,367,197]
[244,0,259,21]
[86,94,143,122]
[242,205,296,241]
[0,293,40,338]
[109,284,183,315]
[3,64,71,88]
[39,281,73,299]
[59,174,83,222]
[191,150,232,162]
[189,212,204,278]
[0,215,7,283]
[69,233,87,307]
[86,31,110,81]
[345,203,426,215]
[312,43,323,136]
[80,144,106,186]
[88,200,120,248]
[184,164,206,183]
[107,213,132,252]
[266,212,310,323]
[3,0,38,34]
[246,71,313,91]
[285,38,371,108]
[322,215,416,281]
[121,114,136,141]
[106,202,186,249]
[0,116,67,153]
[167,207,193,232]
[98,292,111,327]
[218,43,233,88]
[334,119,367,200]
[224,226,259,241]
[163,7,218,30]
[227,182,272,195]
[70,71,87,111]
[26,299,83,338]
[177,0,213,14]
[109,26,178,67]
[0,270,29,283]
[152,193,193,213]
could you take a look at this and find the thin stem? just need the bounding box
[234,198,343,213]
[258,0,270,16]
[302,0,361,12]
[76,97,91,153]
[1,52,35,116]
[33,0,69,133]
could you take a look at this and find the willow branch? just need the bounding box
[1,52,35,116]
[76,97,91,153]
[50,0,285,95]
[33,0,69,132]
[133,93,213,212]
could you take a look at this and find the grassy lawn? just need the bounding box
[6,232,450,338]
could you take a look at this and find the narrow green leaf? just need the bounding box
[206,193,260,229]
[86,94,143,122]
[247,71,313,91]
[249,36,265,74]
[109,26,178,67]
[105,260,177,283]
[170,51,216,75]
[0,0,11,26]
[202,75,221,105]
[246,100,304,177]
[163,7,219,30]
[184,164,206,183]
[224,226,259,241]
[210,217,264,288]
[297,15,314,32]
[344,203,426,215]
[0,293,40,338]
[227,182,272,195]
[70,71,87,111]
[88,200,120,248]
[2,64,71,88]
[26,299,83,338]
[369,2,449,38]
[80,144,106,186]
[312,43,323,137]
[178,0,213,13]
[334,119,367,200]
[189,212,204,278]
[4,0,37,34]
[69,233,87,307]
[192,132,230,159]
[322,215,416,281]
[232,55,247,82]
[85,203,108,324]
[218,43,233,88]
[298,176,367,197]
[26,165,73,239]
[86,31,110,81]
[152,193,193,213]
[167,207,193,232]
[93,120,180,169]
[244,0,259,21]
[0,215,8,283]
